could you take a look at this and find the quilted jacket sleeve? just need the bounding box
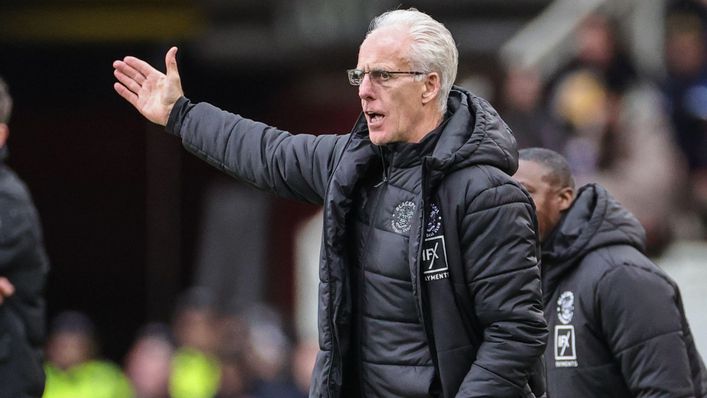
[166,96,346,204]
[596,262,699,397]
[456,176,547,397]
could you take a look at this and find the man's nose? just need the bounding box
[358,74,375,100]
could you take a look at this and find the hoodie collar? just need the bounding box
[541,184,646,299]
[351,86,518,176]
[383,115,448,168]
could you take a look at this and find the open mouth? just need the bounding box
[366,111,385,124]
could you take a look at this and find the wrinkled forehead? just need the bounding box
[358,26,412,68]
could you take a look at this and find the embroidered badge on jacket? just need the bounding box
[392,201,416,234]
[557,291,575,324]
[423,202,449,282]
[554,291,578,367]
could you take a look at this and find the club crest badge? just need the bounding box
[557,291,575,325]
[422,201,448,282]
[425,202,442,238]
[391,201,416,234]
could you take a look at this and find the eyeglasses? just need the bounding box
[347,68,426,86]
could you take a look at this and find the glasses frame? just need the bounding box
[347,68,426,86]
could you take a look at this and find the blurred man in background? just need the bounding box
[514,147,707,397]
[43,310,133,398]
[169,287,221,398]
[123,323,175,398]
[0,75,50,398]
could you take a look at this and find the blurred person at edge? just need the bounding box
[43,310,133,398]
[113,8,547,397]
[290,339,319,398]
[663,7,707,234]
[544,12,685,254]
[0,75,50,398]
[240,304,300,398]
[169,287,221,398]
[214,320,252,398]
[124,323,175,398]
[514,147,707,397]
[499,66,564,152]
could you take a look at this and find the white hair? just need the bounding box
[368,8,459,112]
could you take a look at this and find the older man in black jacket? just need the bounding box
[515,147,707,397]
[113,9,547,397]
[0,76,50,397]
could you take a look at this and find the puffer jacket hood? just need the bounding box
[350,86,518,176]
[542,183,645,300]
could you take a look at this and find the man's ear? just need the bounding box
[421,72,441,105]
[0,123,8,148]
[557,187,575,211]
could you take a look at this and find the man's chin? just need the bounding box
[368,130,388,146]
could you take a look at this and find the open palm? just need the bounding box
[113,47,184,126]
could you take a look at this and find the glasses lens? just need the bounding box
[348,69,364,86]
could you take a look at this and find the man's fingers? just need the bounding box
[113,60,146,85]
[123,56,160,80]
[113,82,139,109]
[165,46,180,78]
[113,69,142,95]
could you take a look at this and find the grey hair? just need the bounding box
[368,8,458,113]
[519,147,575,190]
[0,76,12,124]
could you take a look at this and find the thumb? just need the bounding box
[0,277,14,299]
[165,46,180,77]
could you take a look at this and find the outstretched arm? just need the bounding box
[113,46,184,126]
[0,277,14,305]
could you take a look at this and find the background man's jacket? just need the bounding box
[0,147,49,398]
[542,183,707,397]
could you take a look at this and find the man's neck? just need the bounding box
[410,110,444,144]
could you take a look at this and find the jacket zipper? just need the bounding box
[325,132,356,397]
[374,146,390,187]
[355,147,389,397]
[417,161,442,396]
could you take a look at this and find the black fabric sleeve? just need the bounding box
[456,181,547,397]
[596,263,697,396]
[166,96,346,204]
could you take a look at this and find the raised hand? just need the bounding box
[113,46,184,126]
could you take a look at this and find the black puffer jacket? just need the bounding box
[167,87,547,397]
[0,147,49,398]
[542,183,707,397]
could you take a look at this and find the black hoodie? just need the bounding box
[542,183,707,397]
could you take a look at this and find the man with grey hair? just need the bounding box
[114,8,547,397]
[0,75,50,397]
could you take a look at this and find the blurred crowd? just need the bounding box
[41,287,318,398]
[499,0,707,255]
